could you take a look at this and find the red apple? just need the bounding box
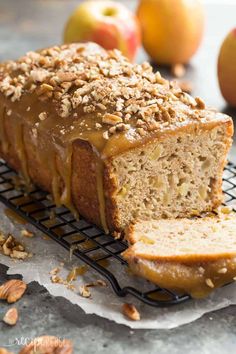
[63,0,141,62]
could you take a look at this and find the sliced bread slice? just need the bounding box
[122,210,236,298]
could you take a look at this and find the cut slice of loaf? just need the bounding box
[122,210,236,298]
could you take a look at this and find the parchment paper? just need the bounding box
[0,203,236,330]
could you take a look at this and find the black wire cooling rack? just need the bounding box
[0,159,235,308]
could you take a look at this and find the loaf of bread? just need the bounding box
[123,209,236,298]
[0,43,233,233]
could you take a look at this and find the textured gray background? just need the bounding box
[0,0,236,352]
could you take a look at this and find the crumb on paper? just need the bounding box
[79,285,91,298]
[0,233,31,260]
[122,303,140,321]
[3,307,18,326]
[21,229,34,238]
[49,267,60,276]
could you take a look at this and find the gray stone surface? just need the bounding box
[0,0,236,353]
[1,264,236,353]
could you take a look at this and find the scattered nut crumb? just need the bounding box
[21,229,34,238]
[19,335,73,354]
[205,278,214,288]
[171,63,186,78]
[122,303,140,321]
[95,279,107,287]
[84,279,107,288]
[50,275,64,284]
[49,267,60,276]
[0,233,31,259]
[79,285,91,298]
[0,279,27,303]
[3,307,18,326]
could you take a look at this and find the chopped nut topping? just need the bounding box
[39,112,47,121]
[205,278,214,288]
[217,268,227,274]
[198,266,205,274]
[122,303,140,321]
[178,80,193,94]
[102,113,123,125]
[103,131,109,140]
[19,335,73,354]
[195,96,205,109]
[0,42,212,140]
[0,279,27,303]
[3,307,18,326]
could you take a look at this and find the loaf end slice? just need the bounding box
[122,210,236,298]
[105,117,233,232]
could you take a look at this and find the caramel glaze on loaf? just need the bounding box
[0,43,233,233]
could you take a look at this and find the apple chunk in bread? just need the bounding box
[104,116,232,231]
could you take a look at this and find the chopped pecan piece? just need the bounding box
[102,113,123,125]
[3,307,18,326]
[0,279,27,303]
[122,303,140,321]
